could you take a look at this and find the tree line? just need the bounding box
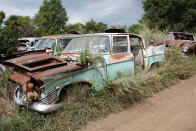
[0,0,195,54]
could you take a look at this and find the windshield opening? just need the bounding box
[173,33,194,41]
[63,36,110,54]
[34,38,56,50]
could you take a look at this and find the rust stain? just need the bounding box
[165,40,189,48]
[60,52,81,56]
[10,71,30,84]
[165,40,196,53]
[109,53,131,61]
[43,34,78,39]
[32,64,84,81]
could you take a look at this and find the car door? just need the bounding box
[107,35,135,80]
[129,36,145,69]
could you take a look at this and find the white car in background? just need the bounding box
[17,37,40,52]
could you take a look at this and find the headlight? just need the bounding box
[0,64,6,74]
[183,47,188,52]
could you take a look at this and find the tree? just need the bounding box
[0,23,20,54]
[64,23,85,34]
[142,0,196,33]
[0,11,5,26]
[96,22,108,33]
[116,25,128,32]
[5,15,36,37]
[128,24,141,34]
[85,19,108,33]
[0,14,21,54]
[34,0,68,36]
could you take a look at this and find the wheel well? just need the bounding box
[57,82,92,103]
[65,82,92,89]
[58,82,92,96]
[150,62,159,69]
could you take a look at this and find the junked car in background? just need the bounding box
[31,34,78,55]
[0,33,165,113]
[17,37,41,52]
[165,32,196,55]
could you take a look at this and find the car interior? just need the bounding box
[129,36,144,67]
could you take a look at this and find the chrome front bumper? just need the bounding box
[14,86,62,113]
[29,102,62,113]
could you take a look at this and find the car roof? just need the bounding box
[42,34,79,39]
[77,33,142,38]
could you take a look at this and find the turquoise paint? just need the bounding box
[40,55,135,99]
[40,52,164,100]
[147,54,165,68]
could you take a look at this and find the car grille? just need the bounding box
[39,90,58,104]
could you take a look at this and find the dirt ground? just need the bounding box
[82,75,196,131]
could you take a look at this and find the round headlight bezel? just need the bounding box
[183,47,188,53]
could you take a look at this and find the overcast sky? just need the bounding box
[0,0,144,27]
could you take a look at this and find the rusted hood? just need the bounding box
[0,50,46,62]
[3,53,68,73]
[165,40,195,48]
[2,53,84,83]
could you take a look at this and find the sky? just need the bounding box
[0,0,144,27]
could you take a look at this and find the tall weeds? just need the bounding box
[0,75,17,116]
[138,23,168,46]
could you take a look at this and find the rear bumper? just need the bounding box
[14,86,62,113]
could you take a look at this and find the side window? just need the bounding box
[113,36,128,54]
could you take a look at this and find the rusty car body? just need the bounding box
[165,32,196,54]
[0,33,165,113]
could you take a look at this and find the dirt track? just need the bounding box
[82,75,196,131]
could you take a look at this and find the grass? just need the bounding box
[0,48,196,131]
[0,74,18,117]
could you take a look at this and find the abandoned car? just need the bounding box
[0,33,165,113]
[31,34,78,55]
[17,37,41,52]
[165,32,196,54]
